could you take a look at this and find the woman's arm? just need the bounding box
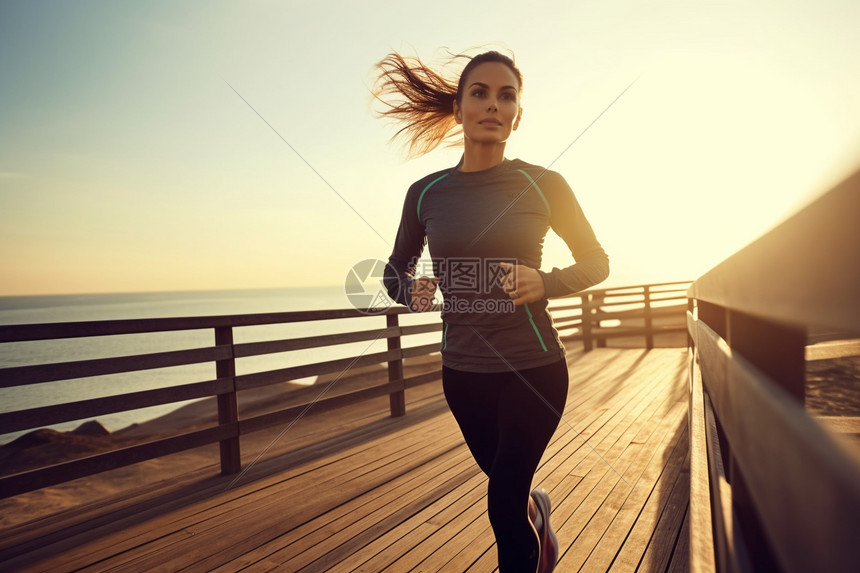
[383,182,427,307]
[537,172,610,297]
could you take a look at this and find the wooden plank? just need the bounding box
[332,352,632,571]
[232,326,399,357]
[0,467,227,563]
[424,350,664,570]
[667,507,691,573]
[326,475,488,572]
[806,339,860,361]
[401,342,443,358]
[704,392,754,573]
[403,369,443,389]
[815,416,860,435]
[332,348,656,570]
[688,339,717,572]
[30,422,446,571]
[362,350,684,571]
[234,349,401,391]
[631,437,690,572]
[594,303,686,319]
[0,307,398,343]
[232,322,440,358]
[583,418,688,571]
[238,380,407,434]
[556,392,687,570]
[29,400,445,570]
[0,377,232,434]
[206,441,463,571]
[0,384,447,566]
[697,318,860,572]
[606,434,690,573]
[0,425,235,498]
[424,350,672,571]
[0,345,232,387]
[270,450,477,571]
[331,350,681,572]
[412,500,492,572]
[202,451,474,570]
[0,348,691,573]
[77,407,463,571]
[544,355,667,487]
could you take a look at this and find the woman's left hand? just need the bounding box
[498,262,546,306]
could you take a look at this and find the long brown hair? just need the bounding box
[372,50,522,158]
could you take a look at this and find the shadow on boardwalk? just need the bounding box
[0,348,689,572]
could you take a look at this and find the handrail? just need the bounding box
[686,168,860,572]
[0,281,687,498]
[550,280,690,350]
[0,306,439,497]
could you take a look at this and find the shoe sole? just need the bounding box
[531,490,558,573]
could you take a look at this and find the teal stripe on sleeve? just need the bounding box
[417,173,449,219]
[517,169,550,216]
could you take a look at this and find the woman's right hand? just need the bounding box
[411,276,440,312]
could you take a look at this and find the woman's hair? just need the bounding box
[372,50,522,158]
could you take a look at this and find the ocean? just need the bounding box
[0,286,441,444]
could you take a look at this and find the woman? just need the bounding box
[376,49,609,572]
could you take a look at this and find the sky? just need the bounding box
[1,0,859,296]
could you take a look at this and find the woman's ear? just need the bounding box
[453,100,462,125]
[513,106,523,131]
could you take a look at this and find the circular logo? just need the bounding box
[344,258,397,314]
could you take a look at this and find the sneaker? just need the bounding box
[531,489,558,573]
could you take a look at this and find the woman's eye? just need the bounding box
[471,89,485,97]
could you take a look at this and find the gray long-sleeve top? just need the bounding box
[384,157,609,372]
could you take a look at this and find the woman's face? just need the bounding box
[453,62,522,146]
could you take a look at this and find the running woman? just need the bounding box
[376,49,609,573]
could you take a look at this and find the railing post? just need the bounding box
[722,309,805,571]
[215,326,241,474]
[687,298,695,350]
[387,313,406,417]
[581,294,594,351]
[644,285,654,349]
[727,310,806,403]
[594,292,607,348]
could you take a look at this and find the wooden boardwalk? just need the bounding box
[1,348,690,572]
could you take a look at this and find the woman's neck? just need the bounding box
[459,140,507,172]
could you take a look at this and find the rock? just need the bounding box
[1,428,63,450]
[72,420,110,437]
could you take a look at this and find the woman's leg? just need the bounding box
[442,366,502,476]
[488,359,569,572]
[442,360,569,572]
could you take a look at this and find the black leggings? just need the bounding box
[442,359,569,572]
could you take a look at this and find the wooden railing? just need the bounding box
[0,308,443,497]
[550,280,690,350]
[686,168,860,572]
[0,281,688,498]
